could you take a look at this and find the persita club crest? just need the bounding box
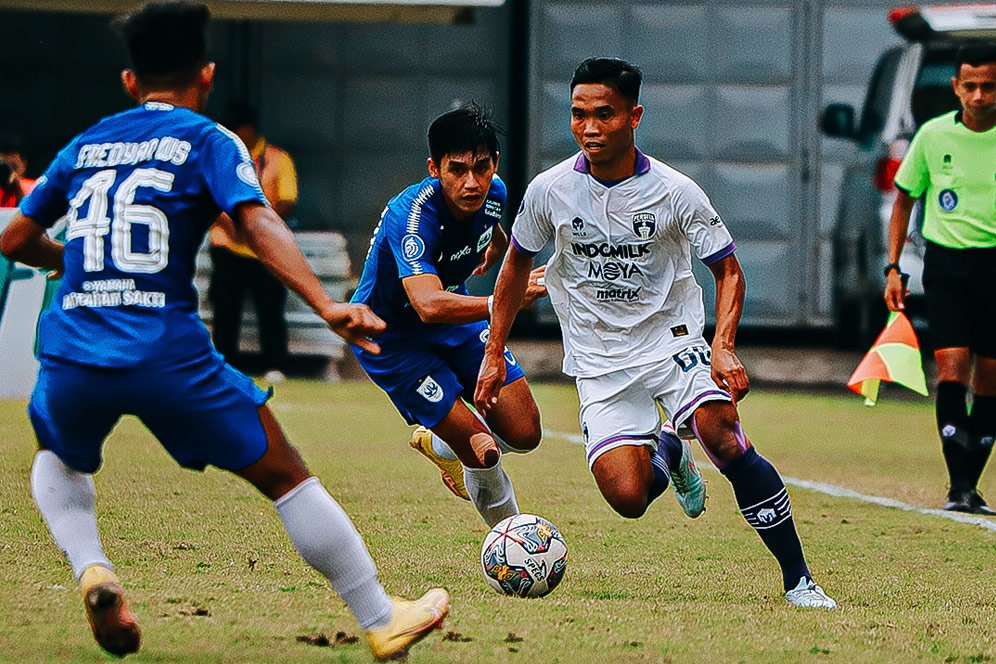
[632,212,656,239]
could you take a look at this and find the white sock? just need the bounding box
[275,477,393,629]
[463,458,519,528]
[30,450,111,581]
[470,409,521,454]
[430,432,458,461]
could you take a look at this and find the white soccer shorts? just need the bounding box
[576,341,731,469]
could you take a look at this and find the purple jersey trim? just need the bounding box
[586,432,659,462]
[573,148,651,176]
[510,235,539,257]
[701,241,736,266]
[672,390,732,427]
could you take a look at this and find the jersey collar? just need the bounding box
[573,147,651,180]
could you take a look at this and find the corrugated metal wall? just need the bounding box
[526,0,905,327]
[3,2,944,327]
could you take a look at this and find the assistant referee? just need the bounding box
[884,44,996,515]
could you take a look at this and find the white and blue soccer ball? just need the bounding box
[481,514,567,598]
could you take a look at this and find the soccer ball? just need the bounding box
[481,514,567,598]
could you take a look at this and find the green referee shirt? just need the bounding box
[894,110,996,249]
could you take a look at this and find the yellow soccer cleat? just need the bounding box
[79,565,141,658]
[409,426,469,501]
[365,588,450,661]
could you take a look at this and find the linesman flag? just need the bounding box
[847,312,928,406]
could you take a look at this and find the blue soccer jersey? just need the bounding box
[20,102,268,367]
[351,175,506,338]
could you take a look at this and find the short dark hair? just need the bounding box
[956,43,996,73]
[113,1,210,90]
[570,58,642,104]
[427,103,503,166]
[224,101,259,131]
[0,133,25,156]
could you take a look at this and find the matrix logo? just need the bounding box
[595,286,641,302]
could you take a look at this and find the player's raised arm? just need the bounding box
[707,253,749,402]
[475,242,535,413]
[235,201,385,353]
[0,212,63,272]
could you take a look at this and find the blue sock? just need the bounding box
[721,447,811,591]
[647,432,682,503]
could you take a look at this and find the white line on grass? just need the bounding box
[541,428,996,533]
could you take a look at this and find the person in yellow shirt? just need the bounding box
[209,102,298,382]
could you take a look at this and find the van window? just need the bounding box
[911,48,959,126]
[858,48,903,141]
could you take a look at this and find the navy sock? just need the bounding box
[647,454,671,503]
[937,382,972,492]
[968,394,996,490]
[721,447,810,591]
[647,432,683,503]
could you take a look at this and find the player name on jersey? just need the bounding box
[61,279,166,310]
[75,137,192,169]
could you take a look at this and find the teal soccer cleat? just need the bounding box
[670,437,707,518]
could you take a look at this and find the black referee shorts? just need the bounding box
[922,241,996,358]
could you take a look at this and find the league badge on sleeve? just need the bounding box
[402,234,426,261]
[632,212,657,239]
[237,162,260,187]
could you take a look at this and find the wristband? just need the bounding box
[883,262,902,277]
[487,295,494,318]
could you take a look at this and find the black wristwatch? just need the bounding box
[883,262,902,277]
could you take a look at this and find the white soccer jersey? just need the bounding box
[511,150,735,378]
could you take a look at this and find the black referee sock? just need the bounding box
[968,395,996,490]
[721,447,810,591]
[937,382,972,492]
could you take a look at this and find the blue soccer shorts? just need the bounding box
[353,320,525,428]
[28,352,272,474]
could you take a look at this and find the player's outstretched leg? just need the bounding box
[658,425,706,518]
[690,403,837,609]
[30,450,142,656]
[238,407,449,660]
[409,426,470,500]
[427,402,521,527]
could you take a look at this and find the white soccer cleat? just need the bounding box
[785,576,837,609]
[670,438,706,518]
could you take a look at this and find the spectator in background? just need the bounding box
[0,133,37,206]
[208,102,297,382]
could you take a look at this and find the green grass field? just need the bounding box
[1,381,994,663]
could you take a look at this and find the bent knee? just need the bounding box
[464,432,501,468]
[603,486,648,519]
[506,427,542,453]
